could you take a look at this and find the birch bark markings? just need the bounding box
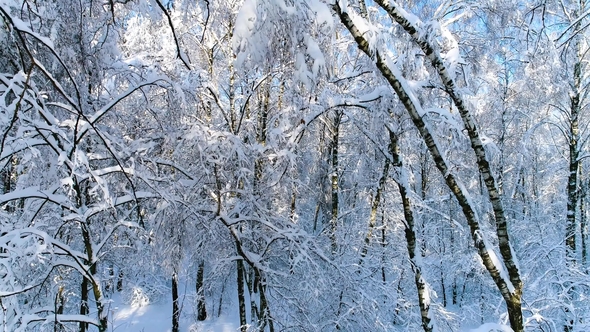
[371,0,522,295]
[388,128,433,332]
[332,3,523,331]
[561,5,586,330]
[566,57,581,264]
[330,111,342,254]
[566,22,584,265]
[196,260,207,321]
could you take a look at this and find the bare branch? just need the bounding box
[153,0,191,70]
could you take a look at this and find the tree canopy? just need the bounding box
[1,0,590,331]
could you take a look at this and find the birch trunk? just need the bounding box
[564,6,585,330]
[330,111,342,254]
[333,3,523,330]
[237,258,247,332]
[388,128,433,332]
[566,32,582,265]
[81,223,108,332]
[79,277,89,332]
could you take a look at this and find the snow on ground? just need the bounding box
[468,323,513,332]
[107,294,238,332]
[104,289,510,332]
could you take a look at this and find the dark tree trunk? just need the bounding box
[237,259,247,332]
[196,260,207,321]
[329,111,342,254]
[79,277,88,332]
[172,271,180,332]
[117,270,123,292]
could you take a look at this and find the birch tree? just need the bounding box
[332,1,524,330]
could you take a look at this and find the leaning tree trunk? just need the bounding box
[333,3,523,330]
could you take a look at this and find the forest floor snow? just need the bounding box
[105,293,511,332]
[107,294,238,332]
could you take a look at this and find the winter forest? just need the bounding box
[4,0,590,331]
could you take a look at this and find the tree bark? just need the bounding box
[329,111,342,254]
[196,260,207,321]
[79,277,89,332]
[237,258,247,332]
[564,6,585,330]
[566,31,582,265]
[388,129,433,332]
[172,271,180,332]
[81,222,108,332]
[117,270,123,292]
